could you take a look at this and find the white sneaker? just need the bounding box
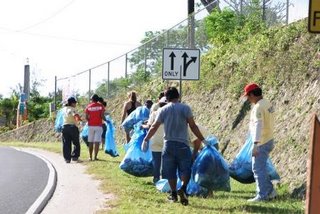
[268,189,277,200]
[247,196,264,202]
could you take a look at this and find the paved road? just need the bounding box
[0,147,50,214]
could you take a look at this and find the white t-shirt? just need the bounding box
[147,110,164,152]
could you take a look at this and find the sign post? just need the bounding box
[162,48,200,99]
[306,114,320,214]
[308,0,320,33]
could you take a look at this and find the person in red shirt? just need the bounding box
[85,94,105,161]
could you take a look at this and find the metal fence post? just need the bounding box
[107,62,110,97]
[88,69,91,103]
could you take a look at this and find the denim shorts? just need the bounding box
[162,141,192,180]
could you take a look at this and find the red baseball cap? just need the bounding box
[243,83,260,96]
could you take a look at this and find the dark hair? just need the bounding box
[249,88,262,96]
[145,99,153,109]
[128,91,137,102]
[91,94,99,102]
[159,102,167,108]
[102,101,107,107]
[164,87,179,101]
[98,97,104,103]
[66,97,77,106]
[158,92,165,100]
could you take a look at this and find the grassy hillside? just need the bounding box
[1,19,319,198]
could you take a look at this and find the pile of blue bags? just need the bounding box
[192,136,231,192]
[119,122,153,177]
[229,135,280,183]
[80,115,119,157]
[156,136,230,197]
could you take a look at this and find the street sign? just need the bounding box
[309,0,320,33]
[162,48,200,80]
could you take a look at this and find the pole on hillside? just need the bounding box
[88,69,91,103]
[125,53,128,79]
[107,62,110,97]
[305,114,320,214]
[54,75,57,111]
[262,0,266,22]
[188,0,195,49]
[24,59,30,100]
[286,0,289,25]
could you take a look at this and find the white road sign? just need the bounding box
[162,48,200,80]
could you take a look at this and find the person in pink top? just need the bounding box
[85,94,105,161]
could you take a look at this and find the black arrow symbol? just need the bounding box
[169,52,176,70]
[182,52,197,76]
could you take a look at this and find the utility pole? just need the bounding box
[286,0,289,25]
[188,0,195,49]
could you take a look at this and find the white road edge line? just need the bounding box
[14,148,57,214]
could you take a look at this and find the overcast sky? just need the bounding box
[0,0,308,98]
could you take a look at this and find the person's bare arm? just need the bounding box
[188,117,205,142]
[121,102,128,123]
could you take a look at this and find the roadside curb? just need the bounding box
[15,148,58,214]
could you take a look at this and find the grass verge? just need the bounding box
[0,142,304,214]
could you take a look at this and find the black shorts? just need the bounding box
[101,123,107,139]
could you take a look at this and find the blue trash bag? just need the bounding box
[187,178,210,197]
[229,135,280,184]
[192,136,231,192]
[104,116,119,157]
[80,124,89,147]
[54,109,64,132]
[155,178,182,193]
[121,106,150,133]
[119,122,153,177]
[155,177,209,197]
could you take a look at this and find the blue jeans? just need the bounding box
[152,151,162,183]
[162,141,192,180]
[252,140,275,199]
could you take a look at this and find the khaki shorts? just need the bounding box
[88,126,103,143]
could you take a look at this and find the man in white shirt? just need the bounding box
[243,83,277,202]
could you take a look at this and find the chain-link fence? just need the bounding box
[55,0,307,105]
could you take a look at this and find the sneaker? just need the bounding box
[65,160,71,163]
[72,157,78,161]
[247,195,265,202]
[177,188,189,206]
[268,189,277,200]
[167,192,178,203]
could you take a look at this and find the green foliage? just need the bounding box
[0,96,18,126]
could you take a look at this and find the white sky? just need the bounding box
[0,0,308,98]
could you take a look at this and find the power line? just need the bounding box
[0,26,137,47]
[16,0,76,32]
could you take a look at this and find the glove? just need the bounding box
[141,140,149,152]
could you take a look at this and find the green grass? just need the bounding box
[0,142,304,213]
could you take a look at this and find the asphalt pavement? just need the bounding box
[0,147,53,214]
[0,146,109,214]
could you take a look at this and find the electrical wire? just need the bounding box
[16,0,76,32]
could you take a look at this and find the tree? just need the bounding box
[0,96,18,127]
[222,0,287,26]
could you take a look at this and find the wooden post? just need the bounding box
[306,113,320,214]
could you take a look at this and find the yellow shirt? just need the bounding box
[249,99,275,145]
[62,106,77,125]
